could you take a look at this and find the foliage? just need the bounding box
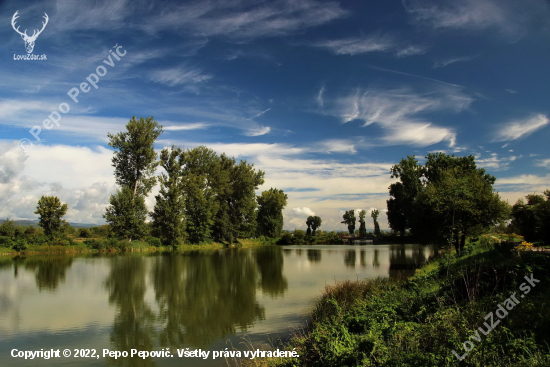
[34,196,68,238]
[257,188,288,238]
[260,240,550,367]
[306,216,322,236]
[387,153,510,251]
[511,190,550,244]
[341,210,356,235]
[358,210,367,237]
[103,187,148,241]
[78,228,92,238]
[105,116,163,241]
[370,209,380,236]
[107,116,163,196]
[150,146,186,248]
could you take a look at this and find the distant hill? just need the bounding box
[0,219,98,228]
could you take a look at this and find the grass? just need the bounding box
[244,235,550,367]
[0,236,275,256]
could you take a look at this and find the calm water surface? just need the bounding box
[0,244,435,366]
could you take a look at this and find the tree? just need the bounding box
[386,153,509,252]
[257,188,288,238]
[34,196,68,238]
[358,210,367,237]
[306,216,322,236]
[417,166,509,252]
[371,209,381,236]
[213,155,264,243]
[511,190,550,244]
[341,210,356,235]
[150,146,186,248]
[104,187,148,241]
[107,116,163,196]
[386,156,424,236]
[105,116,163,241]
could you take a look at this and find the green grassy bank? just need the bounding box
[253,236,550,367]
[0,236,277,256]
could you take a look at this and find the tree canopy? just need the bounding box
[257,188,288,238]
[306,216,322,236]
[511,190,550,244]
[386,153,509,251]
[34,196,68,238]
[341,210,356,235]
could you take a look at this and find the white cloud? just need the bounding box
[291,207,316,216]
[312,34,427,58]
[495,114,549,142]
[315,139,357,154]
[149,66,212,87]
[163,123,209,131]
[244,126,271,137]
[403,0,550,38]
[433,55,479,68]
[330,87,472,147]
[313,35,394,55]
[535,159,550,169]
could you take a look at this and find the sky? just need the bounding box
[1,0,549,231]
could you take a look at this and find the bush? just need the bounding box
[0,219,17,237]
[0,236,14,248]
[78,228,92,238]
[146,236,162,247]
[12,238,28,252]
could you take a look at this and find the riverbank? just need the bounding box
[251,236,550,366]
[0,237,277,256]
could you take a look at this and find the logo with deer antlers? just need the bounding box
[12,11,49,54]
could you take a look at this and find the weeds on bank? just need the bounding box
[244,238,550,367]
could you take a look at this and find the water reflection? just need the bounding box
[306,249,321,263]
[0,244,435,367]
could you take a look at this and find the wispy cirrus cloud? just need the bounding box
[328,87,473,147]
[311,34,427,58]
[403,0,550,38]
[494,114,549,142]
[149,66,213,87]
[433,54,479,68]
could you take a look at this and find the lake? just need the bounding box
[0,244,436,366]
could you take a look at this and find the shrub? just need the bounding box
[146,236,162,247]
[12,238,28,252]
[78,228,92,238]
[0,236,14,248]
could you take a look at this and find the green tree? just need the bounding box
[386,156,423,236]
[511,190,550,243]
[107,116,163,196]
[341,210,356,235]
[150,146,186,248]
[183,173,215,244]
[358,210,367,237]
[306,216,322,236]
[257,188,288,238]
[417,166,509,252]
[105,116,163,241]
[34,196,68,238]
[213,156,264,243]
[0,219,18,238]
[371,209,381,236]
[104,187,148,241]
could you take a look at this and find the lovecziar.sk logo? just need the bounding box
[12,10,48,61]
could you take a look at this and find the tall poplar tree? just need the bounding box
[150,146,186,248]
[104,116,163,240]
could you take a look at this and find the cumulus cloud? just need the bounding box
[494,114,549,142]
[291,207,316,216]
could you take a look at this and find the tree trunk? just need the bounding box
[459,233,466,253]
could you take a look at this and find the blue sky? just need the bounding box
[1,0,549,231]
